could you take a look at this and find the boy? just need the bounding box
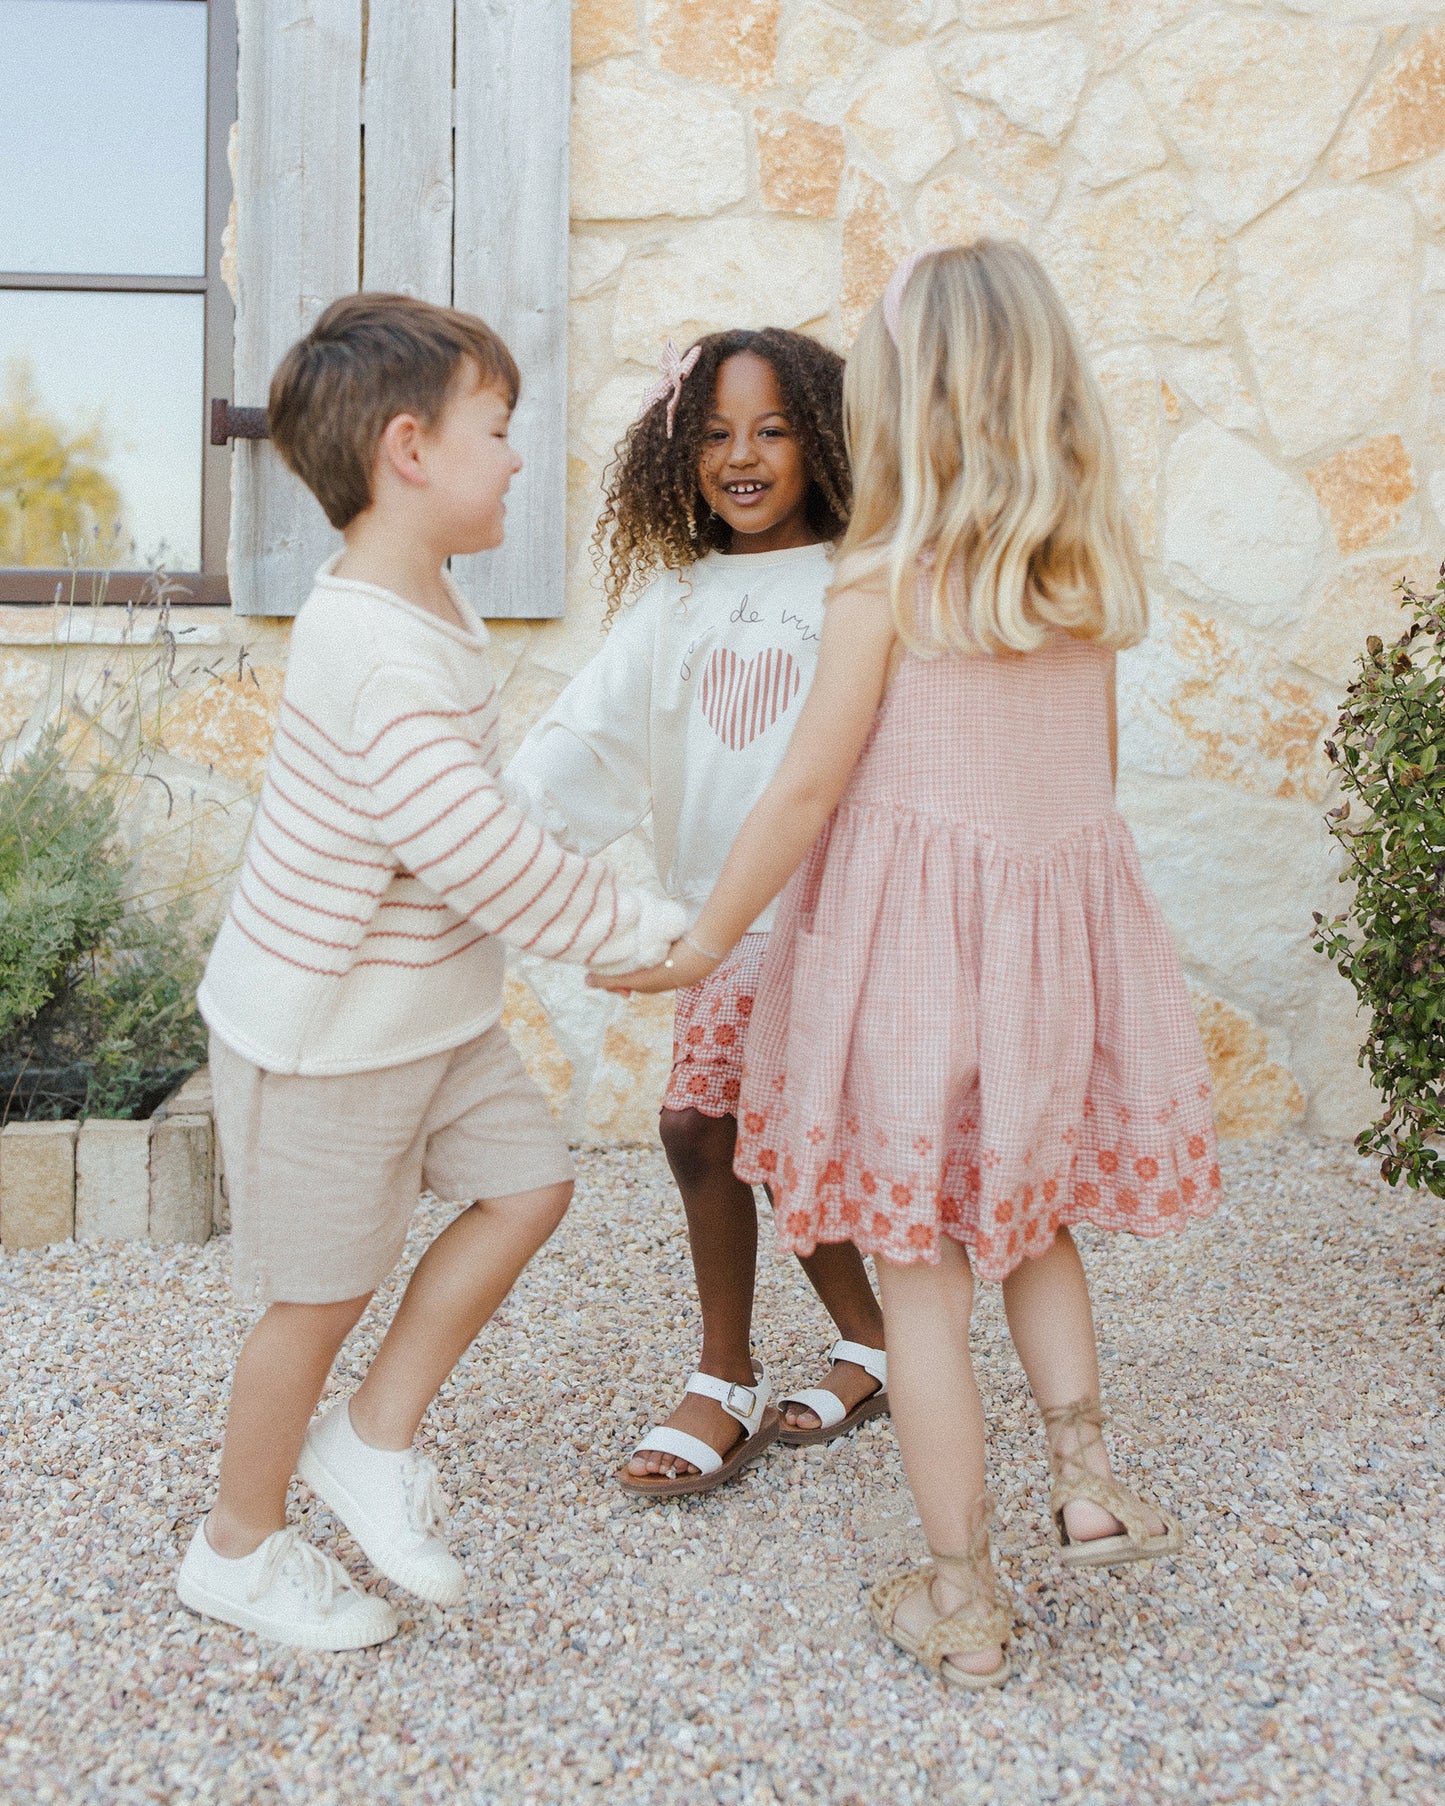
[177,295,684,1649]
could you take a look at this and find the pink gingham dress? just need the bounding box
[733,629,1220,1281]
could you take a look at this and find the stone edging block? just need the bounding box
[0,1069,222,1253]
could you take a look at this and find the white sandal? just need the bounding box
[616,1367,781,1498]
[776,1340,889,1448]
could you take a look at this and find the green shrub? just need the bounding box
[1314,568,1445,1195]
[0,735,209,1121]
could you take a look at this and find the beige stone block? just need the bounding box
[0,1122,77,1250]
[651,0,780,90]
[577,369,654,464]
[158,664,284,790]
[149,1113,212,1245]
[75,1119,151,1242]
[584,991,676,1143]
[1042,173,1225,350]
[573,0,638,66]
[1120,602,1333,804]
[914,172,1026,246]
[1404,153,1445,233]
[954,100,1060,214]
[1188,986,1305,1141]
[571,63,747,221]
[1095,0,1191,70]
[498,661,569,763]
[0,651,50,743]
[776,2,873,119]
[1093,346,1160,556]
[846,48,954,185]
[840,169,911,339]
[1234,188,1415,459]
[1332,24,1445,179]
[827,0,950,45]
[1164,420,1324,629]
[1291,556,1419,689]
[501,972,575,1115]
[612,218,836,362]
[755,110,845,217]
[569,232,628,299]
[1070,76,1165,192]
[1306,437,1417,557]
[940,26,1090,146]
[961,0,1079,22]
[1137,15,1376,234]
[1155,347,1261,435]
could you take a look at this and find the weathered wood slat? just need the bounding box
[231,0,361,615]
[362,0,454,302]
[452,0,570,619]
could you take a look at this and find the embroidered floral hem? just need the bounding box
[735,1084,1221,1282]
[662,933,767,1120]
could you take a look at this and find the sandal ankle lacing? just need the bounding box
[1041,1396,1169,1551]
[868,1493,1011,1681]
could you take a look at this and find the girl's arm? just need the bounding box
[590,577,897,993]
[503,592,657,855]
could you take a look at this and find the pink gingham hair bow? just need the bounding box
[640,337,701,438]
[883,247,946,345]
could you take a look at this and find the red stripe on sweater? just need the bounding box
[283,693,497,760]
[225,907,349,978]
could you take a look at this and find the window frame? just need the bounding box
[0,0,236,605]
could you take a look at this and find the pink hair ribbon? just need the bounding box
[882,247,945,346]
[639,337,701,438]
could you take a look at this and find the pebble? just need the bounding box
[0,1139,1442,1803]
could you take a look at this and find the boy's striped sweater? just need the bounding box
[199,562,682,1075]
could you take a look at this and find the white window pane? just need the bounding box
[0,290,204,569]
[0,0,209,276]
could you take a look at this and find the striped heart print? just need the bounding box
[699,646,802,751]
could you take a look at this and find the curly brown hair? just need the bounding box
[592,328,851,623]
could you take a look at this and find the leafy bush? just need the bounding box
[0,553,233,1123]
[1314,569,1445,1195]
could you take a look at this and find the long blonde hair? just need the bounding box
[840,240,1147,655]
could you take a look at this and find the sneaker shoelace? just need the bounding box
[401,1454,452,1541]
[248,1529,355,1614]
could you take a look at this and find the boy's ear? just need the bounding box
[377,413,428,489]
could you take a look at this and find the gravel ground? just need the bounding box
[1,1137,1443,1805]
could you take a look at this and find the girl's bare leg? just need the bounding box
[628,1109,884,1477]
[873,1240,1002,1677]
[1000,1226,1165,1541]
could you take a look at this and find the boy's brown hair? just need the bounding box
[267,294,521,529]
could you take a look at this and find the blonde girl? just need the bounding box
[593,243,1219,1686]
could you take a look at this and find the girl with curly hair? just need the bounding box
[508,328,887,1496]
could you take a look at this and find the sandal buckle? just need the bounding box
[725,1382,756,1419]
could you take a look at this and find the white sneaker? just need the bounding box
[298,1402,467,1607]
[176,1522,398,1650]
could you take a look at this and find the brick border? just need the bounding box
[0,1069,226,1252]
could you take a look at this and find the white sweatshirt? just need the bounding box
[199,562,684,1075]
[506,543,831,934]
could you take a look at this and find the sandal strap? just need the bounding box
[630,1425,723,1476]
[827,1339,887,1388]
[917,1594,1012,1673]
[1041,1395,1107,1437]
[776,1386,848,1430]
[684,1367,770,1434]
[1050,1467,1160,1546]
[868,1564,932,1634]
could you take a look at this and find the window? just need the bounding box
[0,0,236,603]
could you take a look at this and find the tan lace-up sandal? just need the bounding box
[1043,1396,1184,1570]
[866,1494,1011,1691]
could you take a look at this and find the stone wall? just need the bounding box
[10,2,1445,1143]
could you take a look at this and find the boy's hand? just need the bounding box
[586,939,718,994]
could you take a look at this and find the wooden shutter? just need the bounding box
[230,0,568,619]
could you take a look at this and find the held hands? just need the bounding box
[586,932,725,995]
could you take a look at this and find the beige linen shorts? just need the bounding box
[209,1026,575,1307]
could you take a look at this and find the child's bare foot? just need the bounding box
[780,1356,882,1433]
[889,1569,1008,1682]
